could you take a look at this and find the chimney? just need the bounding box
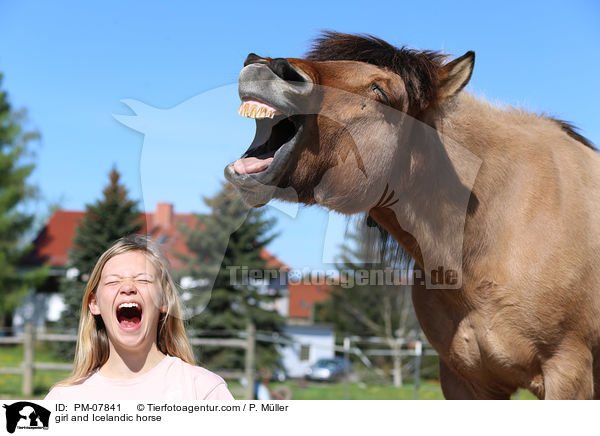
[154,203,174,229]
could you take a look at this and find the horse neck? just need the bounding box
[434,94,599,282]
[371,94,519,287]
[437,93,520,165]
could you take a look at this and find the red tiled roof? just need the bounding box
[260,248,291,272]
[29,204,290,272]
[28,210,83,268]
[287,281,333,319]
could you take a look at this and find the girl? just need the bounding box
[45,235,233,400]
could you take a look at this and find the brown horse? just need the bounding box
[224,32,600,399]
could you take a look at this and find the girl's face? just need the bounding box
[89,251,165,353]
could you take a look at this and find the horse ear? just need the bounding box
[439,51,475,99]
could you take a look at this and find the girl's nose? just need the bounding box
[119,279,137,293]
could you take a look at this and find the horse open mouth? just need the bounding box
[224,56,313,206]
[226,98,303,184]
[116,302,143,330]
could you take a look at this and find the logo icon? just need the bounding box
[2,402,50,434]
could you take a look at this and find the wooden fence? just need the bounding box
[0,322,257,399]
[1,323,438,400]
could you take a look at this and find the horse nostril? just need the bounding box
[243,54,306,83]
[244,53,265,67]
[269,58,306,83]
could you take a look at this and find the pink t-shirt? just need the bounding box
[44,355,234,400]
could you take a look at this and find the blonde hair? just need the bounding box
[56,235,195,386]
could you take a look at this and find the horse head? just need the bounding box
[225,32,475,215]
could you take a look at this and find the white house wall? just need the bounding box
[280,325,335,378]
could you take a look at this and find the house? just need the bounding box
[18,202,336,376]
[279,280,336,377]
[18,203,288,330]
[287,281,333,325]
[280,323,336,378]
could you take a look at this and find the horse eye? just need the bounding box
[371,83,391,105]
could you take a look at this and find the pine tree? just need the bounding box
[0,72,47,327]
[53,166,141,358]
[179,182,284,370]
[68,167,142,277]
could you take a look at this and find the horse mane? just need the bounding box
[305,31,447,114]
[306,31,595,151]
[549,117,596,150]
[362,215,413,269]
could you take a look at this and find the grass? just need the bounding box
[0,343,71,399]
[0,342,72,366]
[0,370,72,399]
[229,379,537,400]
[0,344,537,400]
[272,380,446,400]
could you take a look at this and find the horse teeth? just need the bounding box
[118,302,139,309]
[238,102,278,119]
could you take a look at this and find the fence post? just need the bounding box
[22,322,35,396]
[343,336,350,401]
[414,339,422,400]
[244,321,256,400]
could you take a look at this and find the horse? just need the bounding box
[224,32,600,399]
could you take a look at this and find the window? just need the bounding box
[300,345,310,361]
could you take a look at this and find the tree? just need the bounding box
[315,218,420,386]
[178,182,284,371]
[68,167,142,277]
[0,72,47,328]
[53,167,141,358]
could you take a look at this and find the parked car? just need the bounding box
[305,357,353,382]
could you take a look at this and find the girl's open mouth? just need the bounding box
[116,302,143,330]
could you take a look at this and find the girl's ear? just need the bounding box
[89,295,101,315]
[159,304,168,314]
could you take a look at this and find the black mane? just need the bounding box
[551,118,596,150]
[306,32,595,150]
[305,31,447,114]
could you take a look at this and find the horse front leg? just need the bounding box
[439,358,476,399]
[440,359,515,399]
[542,340,594,399]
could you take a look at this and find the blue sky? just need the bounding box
[1,0,598,270]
